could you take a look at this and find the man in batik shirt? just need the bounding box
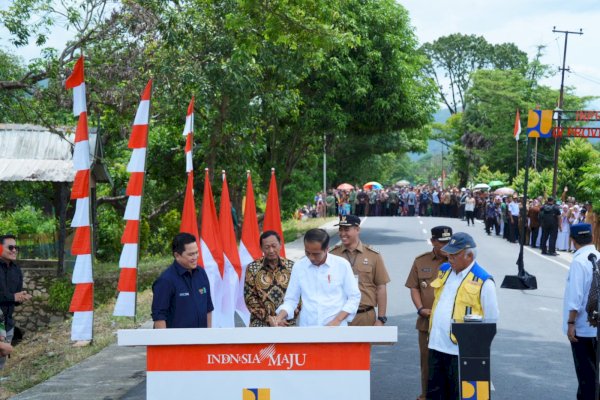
[244,231,297,327]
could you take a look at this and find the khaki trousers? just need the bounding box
[418,329,429,400]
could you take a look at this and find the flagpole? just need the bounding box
[534,138,538,170]
[516,139,519,176]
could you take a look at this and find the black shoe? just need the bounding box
[531,246,537,249]
[541,251,547,255]
[548,252,559,256]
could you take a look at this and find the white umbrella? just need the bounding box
[472,183,490,190]
[396,179,410,186]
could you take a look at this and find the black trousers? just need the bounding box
[571,336,598,400]
[530,226,539,247]
[465,211,475,225]
[541,225,558,253]
[427,349,459,400]
[485,217,498,234]
[508,217,518,243]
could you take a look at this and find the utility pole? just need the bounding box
[551,27,582,197]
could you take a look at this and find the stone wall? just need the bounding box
[12,260,67,335]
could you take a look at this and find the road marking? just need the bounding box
[524,246,569,270]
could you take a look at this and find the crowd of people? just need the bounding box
[308,185,483,219]
[475,186,599,255]
[305,184,600,253]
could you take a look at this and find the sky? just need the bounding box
[401,0,600,99]
[2,0,599,100]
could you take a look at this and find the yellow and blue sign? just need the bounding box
[527,109,553,138]
[242,388,270,400]
[461,380,490,400]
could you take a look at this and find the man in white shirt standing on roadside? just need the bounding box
[272,228,361,327]
[563,223,600,400]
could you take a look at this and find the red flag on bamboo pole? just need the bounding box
[263,168,285,257]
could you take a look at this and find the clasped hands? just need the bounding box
[15,291,32,303]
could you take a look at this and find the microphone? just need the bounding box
[589,253,598,263]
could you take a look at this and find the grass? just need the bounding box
[0,289,154,399]
[0,217,333,398]
[281,217,337,243]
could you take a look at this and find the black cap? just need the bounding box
[547,197,555,202]
[431,226,452,242]
[335,215,361,227]
[441,232,477,254]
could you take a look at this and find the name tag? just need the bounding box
[179,292,190,297]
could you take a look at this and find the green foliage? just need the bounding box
[473,165,509,186]
[47,279,74,312]
[558,138,600,202]
[146,209,182,257]
[511,168,553,199]
[579,163,600,212]
[0,206,56,235]
[95,206,124,262]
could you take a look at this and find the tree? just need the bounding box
[558,138,600,202]
[511,168,553,199]
[473,165,509,186]
[579,163,600,212]
[421,33,528,114]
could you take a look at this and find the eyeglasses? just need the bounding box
[6,245,19,251]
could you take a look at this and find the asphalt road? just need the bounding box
[361,215,577,400]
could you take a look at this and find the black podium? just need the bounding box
[452,322,497,400]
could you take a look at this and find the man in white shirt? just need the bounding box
[507,196,520,243]
[427,232,499,400]
[563,223,600,400]
[272,228,361,327]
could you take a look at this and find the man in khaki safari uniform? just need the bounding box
[330,215,390,326]
[405,226,452,400]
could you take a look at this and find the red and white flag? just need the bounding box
[237,171,261,326]
[113,80,153,317]
[514,109,521,141]
[200,169,226,327]
[263,168,285,257]
[66,56,94,341]
[179,96,202,256]
[183,97,194,173]
[219,171,242,328]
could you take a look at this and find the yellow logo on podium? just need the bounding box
[243,388,270,400]
[461,380,489,400]
[527,109,553,138]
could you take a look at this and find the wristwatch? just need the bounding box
[377,316,387,324]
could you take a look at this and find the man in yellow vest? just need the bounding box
[427,232,499,400]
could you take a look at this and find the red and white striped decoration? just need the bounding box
[183,97,194,172]
[113,80,153,317]
[65,56,94,341]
